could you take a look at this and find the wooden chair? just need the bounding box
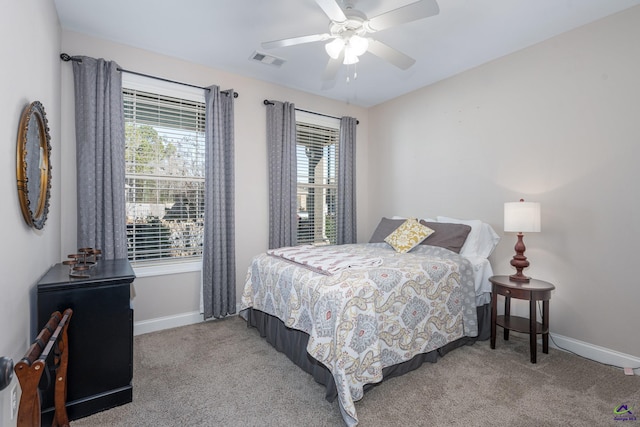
[14,308,72,427]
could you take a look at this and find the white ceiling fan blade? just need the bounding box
[367,39,416,70]
[321,52,344,90]
[262,33,330,49]
[314,0,347,23]
[367,0,440,32]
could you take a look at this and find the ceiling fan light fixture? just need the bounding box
[348,35,369,56]
[325,38,345,59]
[343,46,359,65]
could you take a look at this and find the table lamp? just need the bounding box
[504,199,541,282]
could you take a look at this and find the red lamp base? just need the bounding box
[510,232,531,282]
[509,272,531,282]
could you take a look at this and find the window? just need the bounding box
[123,76,206,266]
[296,112,340,245]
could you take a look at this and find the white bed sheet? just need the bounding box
[463,254,494,306]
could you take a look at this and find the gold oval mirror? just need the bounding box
[16,101,52,230]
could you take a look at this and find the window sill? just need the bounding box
[132,260,202,278]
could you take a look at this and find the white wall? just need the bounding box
[59,31,369,328]
[368,7,640,358]
[0,0,62,424]
[3,5,637,402]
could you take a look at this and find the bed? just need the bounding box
[240,217,499,426]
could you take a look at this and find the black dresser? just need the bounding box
[36,258,135,425]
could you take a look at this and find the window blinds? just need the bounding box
[296,121,339,245]
[123,88,206,263]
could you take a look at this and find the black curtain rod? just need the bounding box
[60,53,238,98]
[263,99,358,125]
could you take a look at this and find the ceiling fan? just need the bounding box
[261,0,440,88]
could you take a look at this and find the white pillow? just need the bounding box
[478,222,500,258]
[436,216,500,258]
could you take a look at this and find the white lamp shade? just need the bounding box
[504,201,541,233]
[325,38,344,59]
[343,46,359,65]
[348,35,369,56]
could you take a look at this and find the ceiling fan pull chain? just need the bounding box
[345,63,358,84]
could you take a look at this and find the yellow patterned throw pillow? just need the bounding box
[384,218,435,253]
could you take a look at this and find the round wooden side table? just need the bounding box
[489,275,555,363]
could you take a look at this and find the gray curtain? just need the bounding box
[266,101,297,249]
[202,86,236,319]
[337,117,357,244]
[72,56,127,260]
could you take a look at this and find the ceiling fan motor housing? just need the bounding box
[329,9,369,38]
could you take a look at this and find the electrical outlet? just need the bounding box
[10,385,17,420]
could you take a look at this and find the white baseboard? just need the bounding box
[134,311,203,336]
[133,311,640,376]
[549,333,640,375]
[133,305,245,336]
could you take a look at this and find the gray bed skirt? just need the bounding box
[241,303,491,403]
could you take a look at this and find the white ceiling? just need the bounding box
[53,0,640,107]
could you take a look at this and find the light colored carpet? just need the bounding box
[70,316,639,427]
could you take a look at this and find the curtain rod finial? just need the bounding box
[60,53,82,63]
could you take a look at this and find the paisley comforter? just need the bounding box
[240,243,477,426]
